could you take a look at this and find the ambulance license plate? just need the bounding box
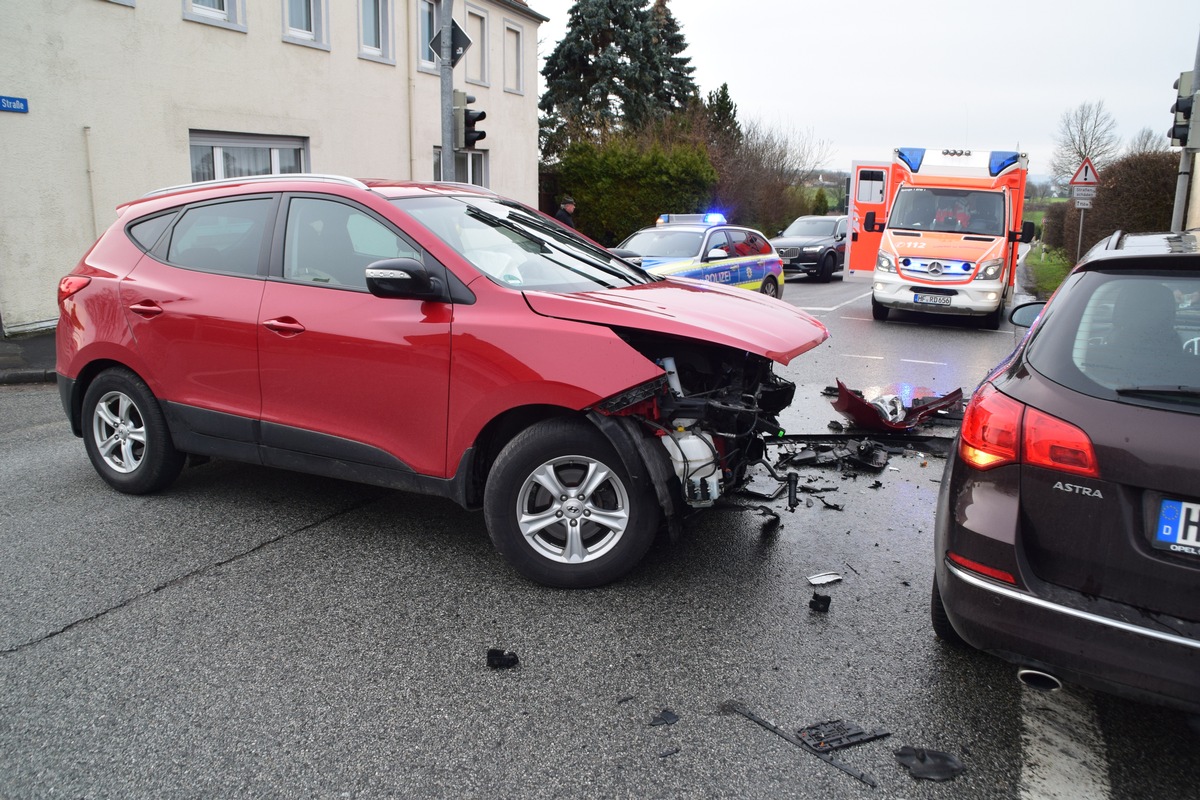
[1154,498,1200,557]
[914,293,951,306]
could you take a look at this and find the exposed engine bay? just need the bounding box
[603,332,796,509]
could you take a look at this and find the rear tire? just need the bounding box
[817,253,835,283]
[759,276,779,298]
[82,367,185,494]
[931,575,965,645]
[484,418,659,588]
[871,296,889,321]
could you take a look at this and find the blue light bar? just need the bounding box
[989,151,1020,176]
[897,147,926,172]
[703,212,727,225]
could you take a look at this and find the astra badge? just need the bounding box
[1052,481,1103,499]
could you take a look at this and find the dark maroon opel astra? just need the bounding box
[933,229,1200,715]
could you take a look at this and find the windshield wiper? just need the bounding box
[1114,385,1200,398]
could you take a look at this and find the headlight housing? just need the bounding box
[875,250,896,273]
[974,258,1004,281]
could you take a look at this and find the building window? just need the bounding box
[433,147,487,188]
[503,21,523,94]
[359,0,394,64]
[418,0,437,70]
[283,0,329,49]
[183,0,247,32]
[189,132,308,182]
[465,7,487,85]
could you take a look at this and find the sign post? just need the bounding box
[1069,159,1101,259]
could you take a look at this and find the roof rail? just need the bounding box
[142,173,369,198]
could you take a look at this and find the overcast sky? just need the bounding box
[530,0,1200,179]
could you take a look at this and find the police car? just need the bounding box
[614,214,784,298]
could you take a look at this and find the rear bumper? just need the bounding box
[872,272,1004,316]
[938,558,1200,714]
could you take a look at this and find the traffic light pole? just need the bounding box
[1170,28,1200,232]
[439,0,455,182]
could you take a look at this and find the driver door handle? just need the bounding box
[263,317,306,336]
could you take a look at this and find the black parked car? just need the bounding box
[933,228,1200,714]
[770,215,847,282]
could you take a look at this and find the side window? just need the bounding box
[836,218,847,237]
[724,230,757,257]
[742,231,771,255]
[857,169,885,203]
[128,213,175,252]
[705,231,731,257]
[166,198,272,276]
[284,197,419,289]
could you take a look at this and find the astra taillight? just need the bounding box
[959,382,1099,478]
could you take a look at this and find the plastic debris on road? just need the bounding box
[486,648,520,669]
[894,746,966,781]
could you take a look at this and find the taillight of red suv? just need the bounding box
[57,276,91,304]
[959,382,1099,478]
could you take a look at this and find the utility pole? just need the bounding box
[439,0,455,182]
[1170,27,1200,232]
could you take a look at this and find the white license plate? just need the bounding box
[1155,498,1200,557]
[914,293,951,306]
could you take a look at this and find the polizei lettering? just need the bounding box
[1053,481,1103,499]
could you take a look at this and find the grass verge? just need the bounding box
[1024,244,1073,299]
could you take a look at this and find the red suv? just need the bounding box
[56,176,828,587]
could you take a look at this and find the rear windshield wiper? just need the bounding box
[1114,385,1200,398]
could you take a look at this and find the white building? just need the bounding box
[0,0,547,335]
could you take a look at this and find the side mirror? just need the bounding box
[835,231,846,241]
[1009,221,1035,243]
[705,248,728,261]
[365,257,441,299]
[864,211,884,233]
[1009,301,1045,328]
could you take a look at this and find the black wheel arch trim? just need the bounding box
[587,412,681,541]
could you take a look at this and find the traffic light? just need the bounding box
[1169,70,1195,147]
[453,90,486,150]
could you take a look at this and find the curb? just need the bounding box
[0,369,56,386]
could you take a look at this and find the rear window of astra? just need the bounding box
[393,195,653,292]
[1023,270,1200,412]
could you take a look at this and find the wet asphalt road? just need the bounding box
[2,278,1198,798]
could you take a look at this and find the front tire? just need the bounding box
[484,418,658,588]
[871,296,890,321]
[817,253,836,283]
[82,367,185,494]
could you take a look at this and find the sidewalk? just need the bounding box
[0,330,56,385]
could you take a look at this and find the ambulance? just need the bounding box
[846,148,1034,329]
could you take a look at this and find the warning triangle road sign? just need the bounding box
[1069,158,1100,185]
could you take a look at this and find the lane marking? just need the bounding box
[841,354,885,360]
[900,358,947,366]
[1019,685,1110,800]
[797,291,872,313]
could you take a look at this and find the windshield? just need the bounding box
[619,228,705,259]
[888,188,1005,236]
[392,195,654,291]
[782,217,837,237]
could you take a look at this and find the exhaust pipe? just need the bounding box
[1017,668,1063,692]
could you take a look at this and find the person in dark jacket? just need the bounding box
[555,196,576,228]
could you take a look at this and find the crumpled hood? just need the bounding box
[523,277,828,365]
